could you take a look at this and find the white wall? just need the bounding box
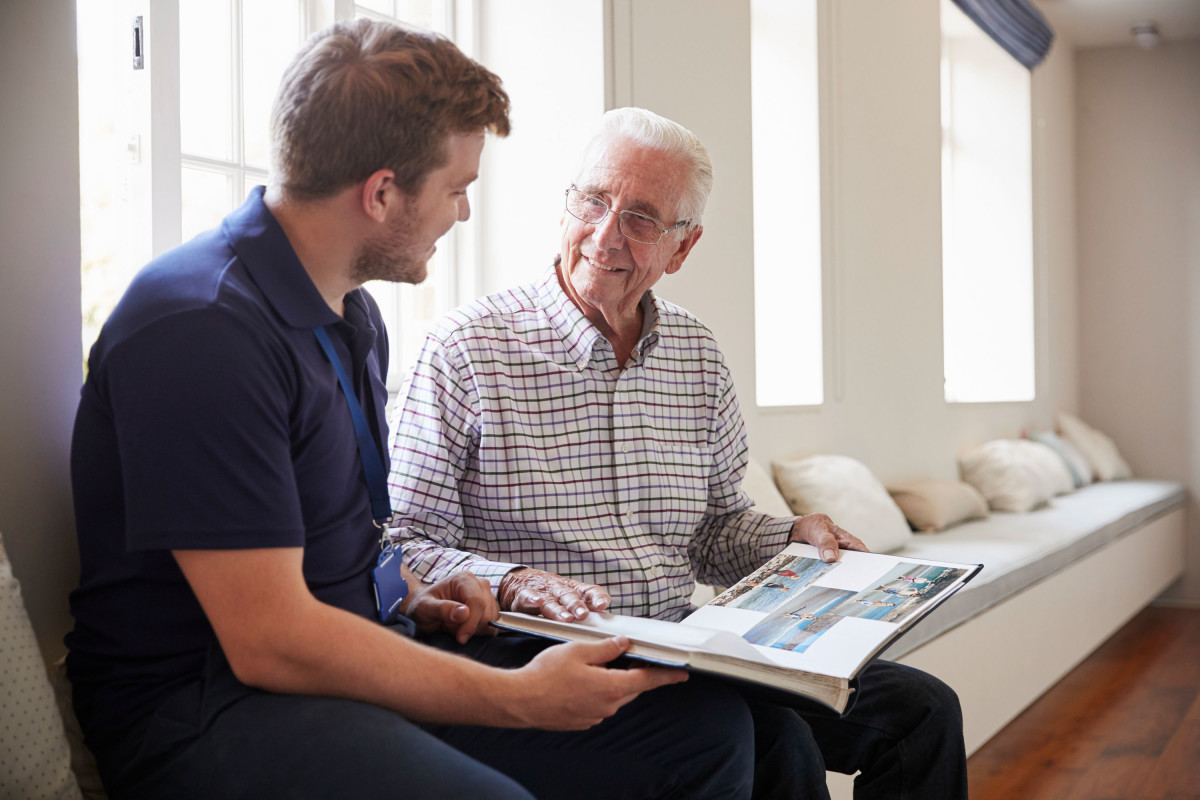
[1076,41,1200,605]
[0,0,83,659]
[600,0,1079,485]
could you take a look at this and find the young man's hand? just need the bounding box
[505,637,687,730]
[404,571,499,644]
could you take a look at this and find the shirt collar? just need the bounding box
[636,293,661,358]
[222,186,345,330]
[538,262,661,370]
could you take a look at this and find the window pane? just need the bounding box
[752,0,823,407]
[357,0,394,15]
[243,0,302,170]
[357,1,437,30]
[393,0,436,29]
[245,176,263,202]
[941,0,1034,403]
[180,0,234,161]
[182,167,236,243]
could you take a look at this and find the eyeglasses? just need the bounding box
[564,187,689,245]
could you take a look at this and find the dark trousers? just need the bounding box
[748,660,969,800]
[92,632,756,800]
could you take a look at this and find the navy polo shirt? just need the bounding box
[67,187,393,746]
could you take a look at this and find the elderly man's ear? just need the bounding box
[665,227,703,275]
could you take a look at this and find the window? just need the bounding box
[179,0,304,242]
[78,0,462,388]
[352,2,463,388]
[750,0,823,408]
[940,0,1034,403]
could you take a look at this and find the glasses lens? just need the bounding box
[566,189,607,223]
[619,212,664,244]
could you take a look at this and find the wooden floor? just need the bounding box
[967,605,1200,800]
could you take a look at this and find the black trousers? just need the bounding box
[93,633,965,800]
[92,632,757,800]
[746,660,969,800]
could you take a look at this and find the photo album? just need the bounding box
[495,543,982,713]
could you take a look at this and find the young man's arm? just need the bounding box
[174,547,686,730]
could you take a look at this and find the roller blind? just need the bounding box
[949,0,1054,68]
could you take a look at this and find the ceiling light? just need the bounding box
[1131,21,1160,49]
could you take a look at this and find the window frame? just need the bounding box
[82,0,480,389]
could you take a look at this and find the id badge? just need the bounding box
[371,544,409,624]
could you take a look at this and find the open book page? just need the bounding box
[501,609,772,665]
[683,543,979,679]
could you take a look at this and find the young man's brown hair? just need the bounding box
[270,18,510,200]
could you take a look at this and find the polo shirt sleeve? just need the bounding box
[386,333,522,591]
[688,360,794,587]
[99,308,305,551]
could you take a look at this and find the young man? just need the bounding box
[67,23,756,799]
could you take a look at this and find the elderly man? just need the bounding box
[67,27,760,799]
[387,107,967,799]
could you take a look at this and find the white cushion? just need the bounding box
[740,458,793,518]
[1024,439,1076,496]
[0,532,83,800]
[1058,412,1132,482]
[771,455,913,553]
[1030,430,1093,487]
[958,439,1073,513]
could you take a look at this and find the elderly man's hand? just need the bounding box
[789,513,869,562]
[404,571,499,644]
[499,567,612,622]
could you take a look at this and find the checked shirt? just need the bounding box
[386,266,794,622]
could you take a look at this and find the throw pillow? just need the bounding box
[1057,412,1132,482]
[48,660,105,800]
[1027,440,1076,496]
[0,532,83,800]
[1029,430,1093,487]
[740,459,794,518]
[958,439,1072,513]
[772,455,913,553]
[886,479,989,533]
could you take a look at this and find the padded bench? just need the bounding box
[825,479,1186,798]
[881,479,1185,660]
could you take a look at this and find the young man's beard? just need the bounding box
[350,206,428,286]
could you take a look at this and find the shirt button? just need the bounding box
[624,508,634,518]
[621,443,631,454]
[649,565,662,577]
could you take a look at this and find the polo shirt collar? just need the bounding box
[538,262,661,370]
[223,186,344,330]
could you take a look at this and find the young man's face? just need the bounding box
[353,131,484,286]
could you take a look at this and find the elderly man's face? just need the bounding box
[559,137,701,330]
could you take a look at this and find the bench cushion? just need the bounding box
[880,480,1185,659]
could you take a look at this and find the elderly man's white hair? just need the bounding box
[575,107,713,233]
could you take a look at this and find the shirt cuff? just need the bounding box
[755,514,798,562]
[453,559,525,596]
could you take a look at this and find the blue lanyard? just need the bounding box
[313,326,392,526]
